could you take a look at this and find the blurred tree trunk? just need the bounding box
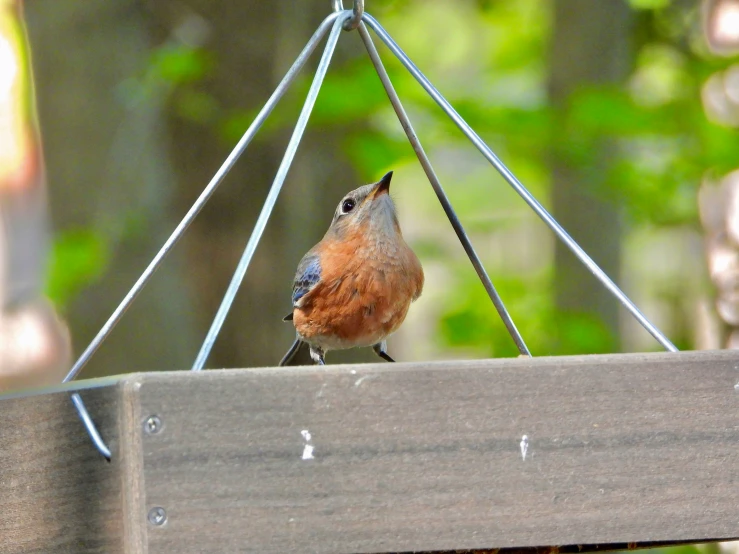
[548,0,633,351]
[150,1,361,368]
[25,1,199,376]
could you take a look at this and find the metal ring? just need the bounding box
[331,0,363,30]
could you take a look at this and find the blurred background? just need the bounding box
[0,0,738,391]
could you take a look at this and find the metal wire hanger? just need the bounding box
[64,0,677,461]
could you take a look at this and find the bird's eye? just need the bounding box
[341,198,356,214]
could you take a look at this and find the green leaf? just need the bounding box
[629,0,671,10]
[46,229,110,310]
[149,46,214,85]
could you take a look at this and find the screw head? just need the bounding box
[144,415,162,435]
[147,506,167,526]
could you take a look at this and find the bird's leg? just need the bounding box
[309,345,326,365]
[373,341,395,362]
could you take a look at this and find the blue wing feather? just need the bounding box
[292,254,321,306]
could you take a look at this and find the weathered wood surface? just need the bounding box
[0,385,124,553]
[136,351,739,553]
[1,350,739,553]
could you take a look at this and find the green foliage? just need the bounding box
[369,0,736,357]
[46,229,110,310]
[344,131,409,175]
[288,0,736,359]
[46,0,737,366]
[148,45,214,86]
[629,0,672,10]
[439,270,618,358]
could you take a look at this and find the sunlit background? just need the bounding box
[0,0,738,386]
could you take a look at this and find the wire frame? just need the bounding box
[65,5,677,459]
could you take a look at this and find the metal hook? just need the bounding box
[332,0,363,30]
[71,393,111,460]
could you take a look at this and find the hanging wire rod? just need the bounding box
[192,13,349,371]
[357,23,530,357]
[66,10,343,459]
[362,14,678,353]
[63,11,341,385]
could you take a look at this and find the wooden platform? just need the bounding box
[2,350,738,553]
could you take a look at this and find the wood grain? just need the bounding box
[2,350,739,553]
[0,387,123,553]
[130,350,739,553]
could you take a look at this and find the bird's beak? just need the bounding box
[372,171,393,199]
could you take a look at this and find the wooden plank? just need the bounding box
[118,378,148,554]
[130,350,739,554]
[0,377,146,553]
[2,350,738,553]
[0,386,125,553]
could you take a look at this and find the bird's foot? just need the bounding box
[309,345,326,365]
[373,341,395,362]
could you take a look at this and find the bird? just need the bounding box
[279,171,424,366]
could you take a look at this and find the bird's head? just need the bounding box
[326,171,400,239]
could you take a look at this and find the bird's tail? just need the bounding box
[278,338,303,366]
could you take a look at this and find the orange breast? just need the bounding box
[293,231,423,350]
